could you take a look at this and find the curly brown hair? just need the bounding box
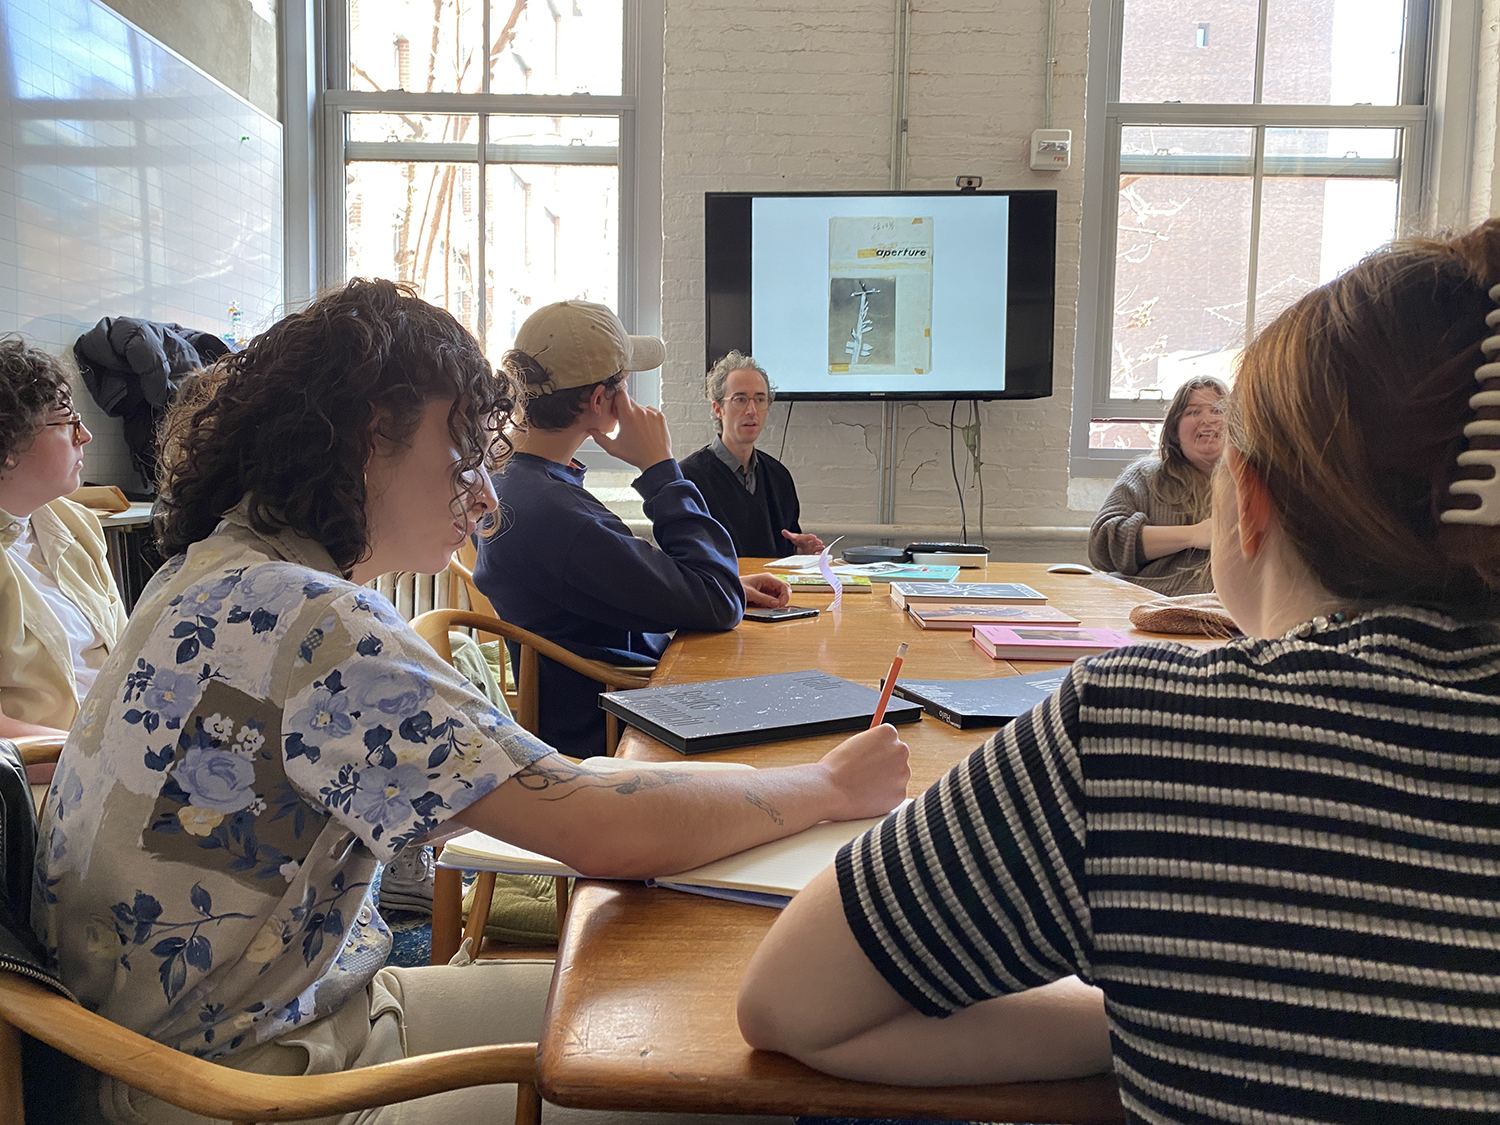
[156,278,515,576]
[0,336,74,469]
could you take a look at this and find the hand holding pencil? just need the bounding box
[871,642,908,728]
[816,722,910,820]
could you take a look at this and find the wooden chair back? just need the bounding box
[0,738,544,1124]
[409,607,653,965]
[0,970,540,1125]
[409,608,652,750]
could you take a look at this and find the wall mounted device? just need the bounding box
[1030,129,1072,171]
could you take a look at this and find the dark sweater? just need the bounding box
[473,453,745,756]
[679,445,803,558]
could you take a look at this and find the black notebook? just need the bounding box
[598,671,923,754]
[890,670,1070,729]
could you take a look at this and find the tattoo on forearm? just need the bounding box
[513,756,693,801]
[744,789,784,825]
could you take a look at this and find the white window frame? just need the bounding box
[282,0,663,407]
[1070,0,1481,478]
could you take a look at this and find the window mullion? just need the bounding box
[478,0,489,349]
[1252,0,1269,104]
[1245,125,1266,347]
[477,124,487,349]
[1092,114,1125,419]
[1107,0,1125,101]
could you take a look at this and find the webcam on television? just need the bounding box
[956,175,982,190]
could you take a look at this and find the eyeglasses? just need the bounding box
[45,412,88,443]
[724,393,770,411]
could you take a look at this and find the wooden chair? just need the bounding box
[0,737,543,1125]
[13,734,64,814]
[0,970,541,1124]
[408,608,653,966]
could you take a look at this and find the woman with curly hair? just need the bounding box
[38,278,908,1125]
[0,337,125,745]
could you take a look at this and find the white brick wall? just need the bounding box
[660,0,1094,543]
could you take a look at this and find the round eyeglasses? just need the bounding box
[724,393,770,412]
[45,411,88,443]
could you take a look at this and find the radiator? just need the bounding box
[369,565,474,621]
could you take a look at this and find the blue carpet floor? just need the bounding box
[370,864,437,967]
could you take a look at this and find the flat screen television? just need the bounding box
[705,190,1057,402]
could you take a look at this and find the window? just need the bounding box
[1072,0,1430,466]
[321,0,653,360]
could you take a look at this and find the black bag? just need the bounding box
[0,741,96,1125]
[0,739,67,997]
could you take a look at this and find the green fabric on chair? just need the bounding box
[478,639,513,694]
[449,631,512,718]
[460,873,564,944]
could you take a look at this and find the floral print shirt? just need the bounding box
[36,508,550,1059]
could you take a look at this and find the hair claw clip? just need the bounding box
[1441,283,1500,526]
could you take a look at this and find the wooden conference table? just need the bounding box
[537,562,1192,1123]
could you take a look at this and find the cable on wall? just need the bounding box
[949,400,968,543]
[779,400,795,462]
[972,400,986,545]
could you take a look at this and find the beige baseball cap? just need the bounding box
[512,300,665,393]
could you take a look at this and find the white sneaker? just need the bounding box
[378,845,436,914]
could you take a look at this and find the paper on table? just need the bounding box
[436,757,756,875]
[650,799,910,902]
[764,555,822,571]
[441,779,909,908]
[816,537,844,611]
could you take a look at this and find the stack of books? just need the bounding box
[905,603,1081,630]
[890,669,1070,728]
[783,573,872,594]
[972,624,1134,661]
[888,581,1048,609]
[598,670,921,754]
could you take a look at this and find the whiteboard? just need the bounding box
[0,0,283,488]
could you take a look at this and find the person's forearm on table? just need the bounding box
[457,730,908,879]
[738,866,1111,1085]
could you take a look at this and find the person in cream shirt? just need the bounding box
[0,337,126,751]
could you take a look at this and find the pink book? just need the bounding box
[972,624,1135,661]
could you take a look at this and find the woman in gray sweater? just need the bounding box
[1088,375,1228,594]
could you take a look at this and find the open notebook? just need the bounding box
[436,757,907,908]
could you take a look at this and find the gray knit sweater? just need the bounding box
[1088,457,1213,596]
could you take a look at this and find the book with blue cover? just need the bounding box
[598,670,922,754]
[889,581,1048,608]
[889,669,1070,729]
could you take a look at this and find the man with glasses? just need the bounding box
[681,351,825,558]
[0,336,126,751]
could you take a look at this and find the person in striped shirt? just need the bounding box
[737,220,1500,1125]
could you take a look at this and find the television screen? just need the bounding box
[705,190,1056,401]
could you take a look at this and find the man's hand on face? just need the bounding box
[591,388,673,472]
[741,572,791,608]
[780,529,825,555]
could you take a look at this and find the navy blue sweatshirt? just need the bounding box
[473,452,745,756]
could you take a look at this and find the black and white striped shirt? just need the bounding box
[837,607,1500,1124]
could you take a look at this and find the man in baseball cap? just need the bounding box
[473,301,790,757]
